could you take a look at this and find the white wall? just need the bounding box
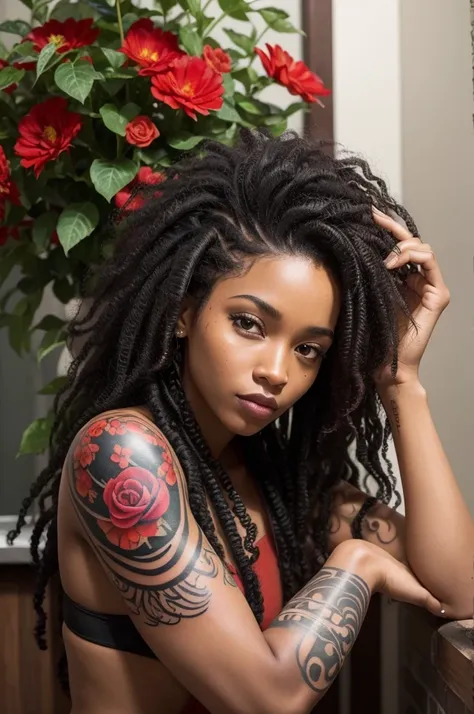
[333,3,474,712]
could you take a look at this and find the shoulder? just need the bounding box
[65,408,188,552]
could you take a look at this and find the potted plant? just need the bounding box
[0,0,329,456]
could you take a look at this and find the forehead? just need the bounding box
[210,255,341,329]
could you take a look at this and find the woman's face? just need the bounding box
[179,254,340,456]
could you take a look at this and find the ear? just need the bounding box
[176,297,196,337]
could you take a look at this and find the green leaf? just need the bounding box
[216,97,242,123]
[33,315,66,331]
[0,67,24,91]
[223,28,254,55]
[32,212,58,252]
[185,0,201,14]
[236,97,265,115]
[217,0,249,20]
[37,326,66,362]
[99,102,128,136]
[0,20,31,36]
[179,26,203,56]
[7,313,30,355]
[90,158,138,202]
[38,376,68,395]
[232,66,258,92]
[10,40,35,57]
[17,412,55,456]
[36,42,57,79]
[258,8,303,34]
[53,277,75,304]
[168,132,204,150]
[57,202,99,254]
[222,71,234,97]
[101,47,126,70]
[54,61,97,104]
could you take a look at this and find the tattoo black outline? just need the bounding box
[67,411,235,628]
[269,567,370,693]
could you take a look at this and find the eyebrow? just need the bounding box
[229,294,334,339]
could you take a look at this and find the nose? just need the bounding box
[253,343,289,390]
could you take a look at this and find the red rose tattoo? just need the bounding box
[99,466,170,550]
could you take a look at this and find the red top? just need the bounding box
[183,532,283,713]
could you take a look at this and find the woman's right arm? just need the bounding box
[66,412,433,714]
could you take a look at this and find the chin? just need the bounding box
[223,412,276,438]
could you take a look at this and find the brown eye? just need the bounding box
[297,344,323,361]
[239,317,256,331]
[229,313,264,336]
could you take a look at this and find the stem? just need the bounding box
[205,11,226,36]
[116,0,125,44]
[248,27,268,67]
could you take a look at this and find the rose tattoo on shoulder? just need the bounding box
[67,412,234,626]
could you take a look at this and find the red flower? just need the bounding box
[14,60,37,72]
[157,448,177,486]
[99,466,170,549]
[106,419,127,436]
[75,468,97,503]
[25,18,99,54]
[0,146,21,210]
[114,166,165,211]
[110,444,133,469]
[151,55,224,121]
[125,115,160,148]
[87,419,108,438]
[203,45,231,74]
[255,44,331,104]
[14,97,82,178]
[74,435,100,469]
[121,19,181,76]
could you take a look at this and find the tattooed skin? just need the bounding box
[329,499,399,547]
[67,412,235,626]
[268,567,370,693]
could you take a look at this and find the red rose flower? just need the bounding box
[151,55,224,121]
[26,18,99,54]
[203,45,231,74]
[125,115,160,148]
[255,44,331,104]
[114,166,165,211]
[14,97,82,178]
[99,466,170,549]
[121,19,181,76]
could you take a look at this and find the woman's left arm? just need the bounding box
[328,210,473,620]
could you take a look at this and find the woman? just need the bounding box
[8,130,473,714]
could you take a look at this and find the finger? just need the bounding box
[372,207,421,243]
[384,248,446,290]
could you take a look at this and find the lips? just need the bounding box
[237,393,278,411]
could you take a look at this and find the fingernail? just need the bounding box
[384,253,398,268]
[372,206,385,216]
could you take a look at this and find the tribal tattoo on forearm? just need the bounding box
[67,412,235,627]
[268,567,370,693]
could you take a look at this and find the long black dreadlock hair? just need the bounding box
[8,128,418,668]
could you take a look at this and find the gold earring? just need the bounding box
[176,328,185,338]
